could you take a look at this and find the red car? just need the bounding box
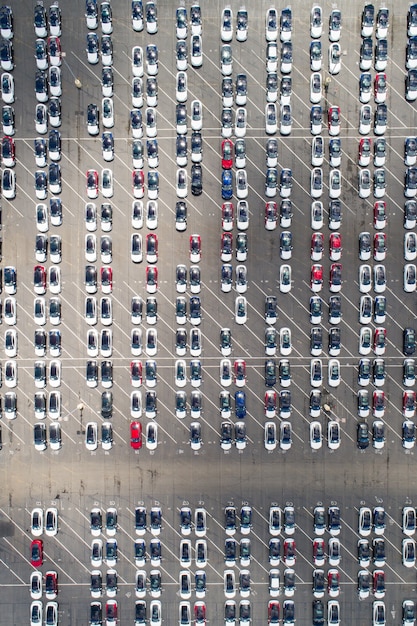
[221,139,234,169]
[265,201,278,230]
[222,202,234,231]
[374,73,387,103]
[358,137,372,166]
[130,420,142,449]
[132,169,145,198]
[373,232,386,261]
[311,232,324,261]
[373,327,386,355]
[310,264,323,292]
[130,360,142,387]
[34,265,47,295]
[190,234,201,263]
[45,571,58,599]
[101,266,113,293]
[329,263,342,292]
[86,169,99,199]
[374,201,387,229]
[403,390,416,418]
[283,537,296,566]
[146,265,158,293]
[106,599,117,622]
[328,105,341,136]
[373,569,385,598]
[373,390,385,417]
[194,601,206,625]
[329,233,342,260]
[234,359,246,387]
[264,390,277,416]
[2,135,15,167]
[268,600,280,625]
[313,537,325,565]
[327,568,340,597]
[31,539,43,567]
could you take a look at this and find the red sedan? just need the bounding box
[358,137,372,166]
[329,233,342,260]
[222,202,234,231]
[268,600,280,625]
[31,539,43,567]
[130,420,142,449]
[328,105,341,136]
[310,264,323,292]
[221,139,234,169]
[45,571,58,599]
[194,601,206,625]
[34,265,47,295]
[234,359,246,387]
[265,201,278,230]
[86,169,99,199]
[374,73,387,103]
[132,169,144,198]
[130,360,142,387]
[1,135,15,167]
[101,266,113,293]
[374,201,387,229]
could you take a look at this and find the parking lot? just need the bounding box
[1,0,417,624]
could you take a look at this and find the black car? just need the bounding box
[404,328,416,356]
[265,295,277,323]
[357,422,369,449]
[329,327,341,355]
[328,295,341,324]
[310,327,322,355]
[312,600,325,626]
[191,164,202,195]
[265,360,276,387]
[101,390,113,418]
[329,199,341,229]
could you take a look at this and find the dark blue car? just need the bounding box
[222,169,233,200]
[235,390,246,419]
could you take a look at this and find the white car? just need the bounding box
[265,103,277,135]
[310,421,322,450]
[358,168,371,198]
[310,72,322,104]
[176,71,187,103]
[404,263,417,292]
[102,97,114,129]
[235,296,247,325]
[190,34,203,68]
[329,169,341,199]
[328,42,341,74]
[235,107,247,138]
[280,264,291,293]
[328,421,340,450]
[266,7,278,41]
[328,359,341,387]
[101,168,113,198]
[405,232,417,260]
[311,5,323,38]
[191,99,203,131]
[280,327,292,356]
[311,167,323,199]
[359,104,372,135]
[374,264,386,293]
[403,538,416,568]
[1,72,13,104]
[132,45,143,77]
[220,5,233,41]
[85,421,98,451]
